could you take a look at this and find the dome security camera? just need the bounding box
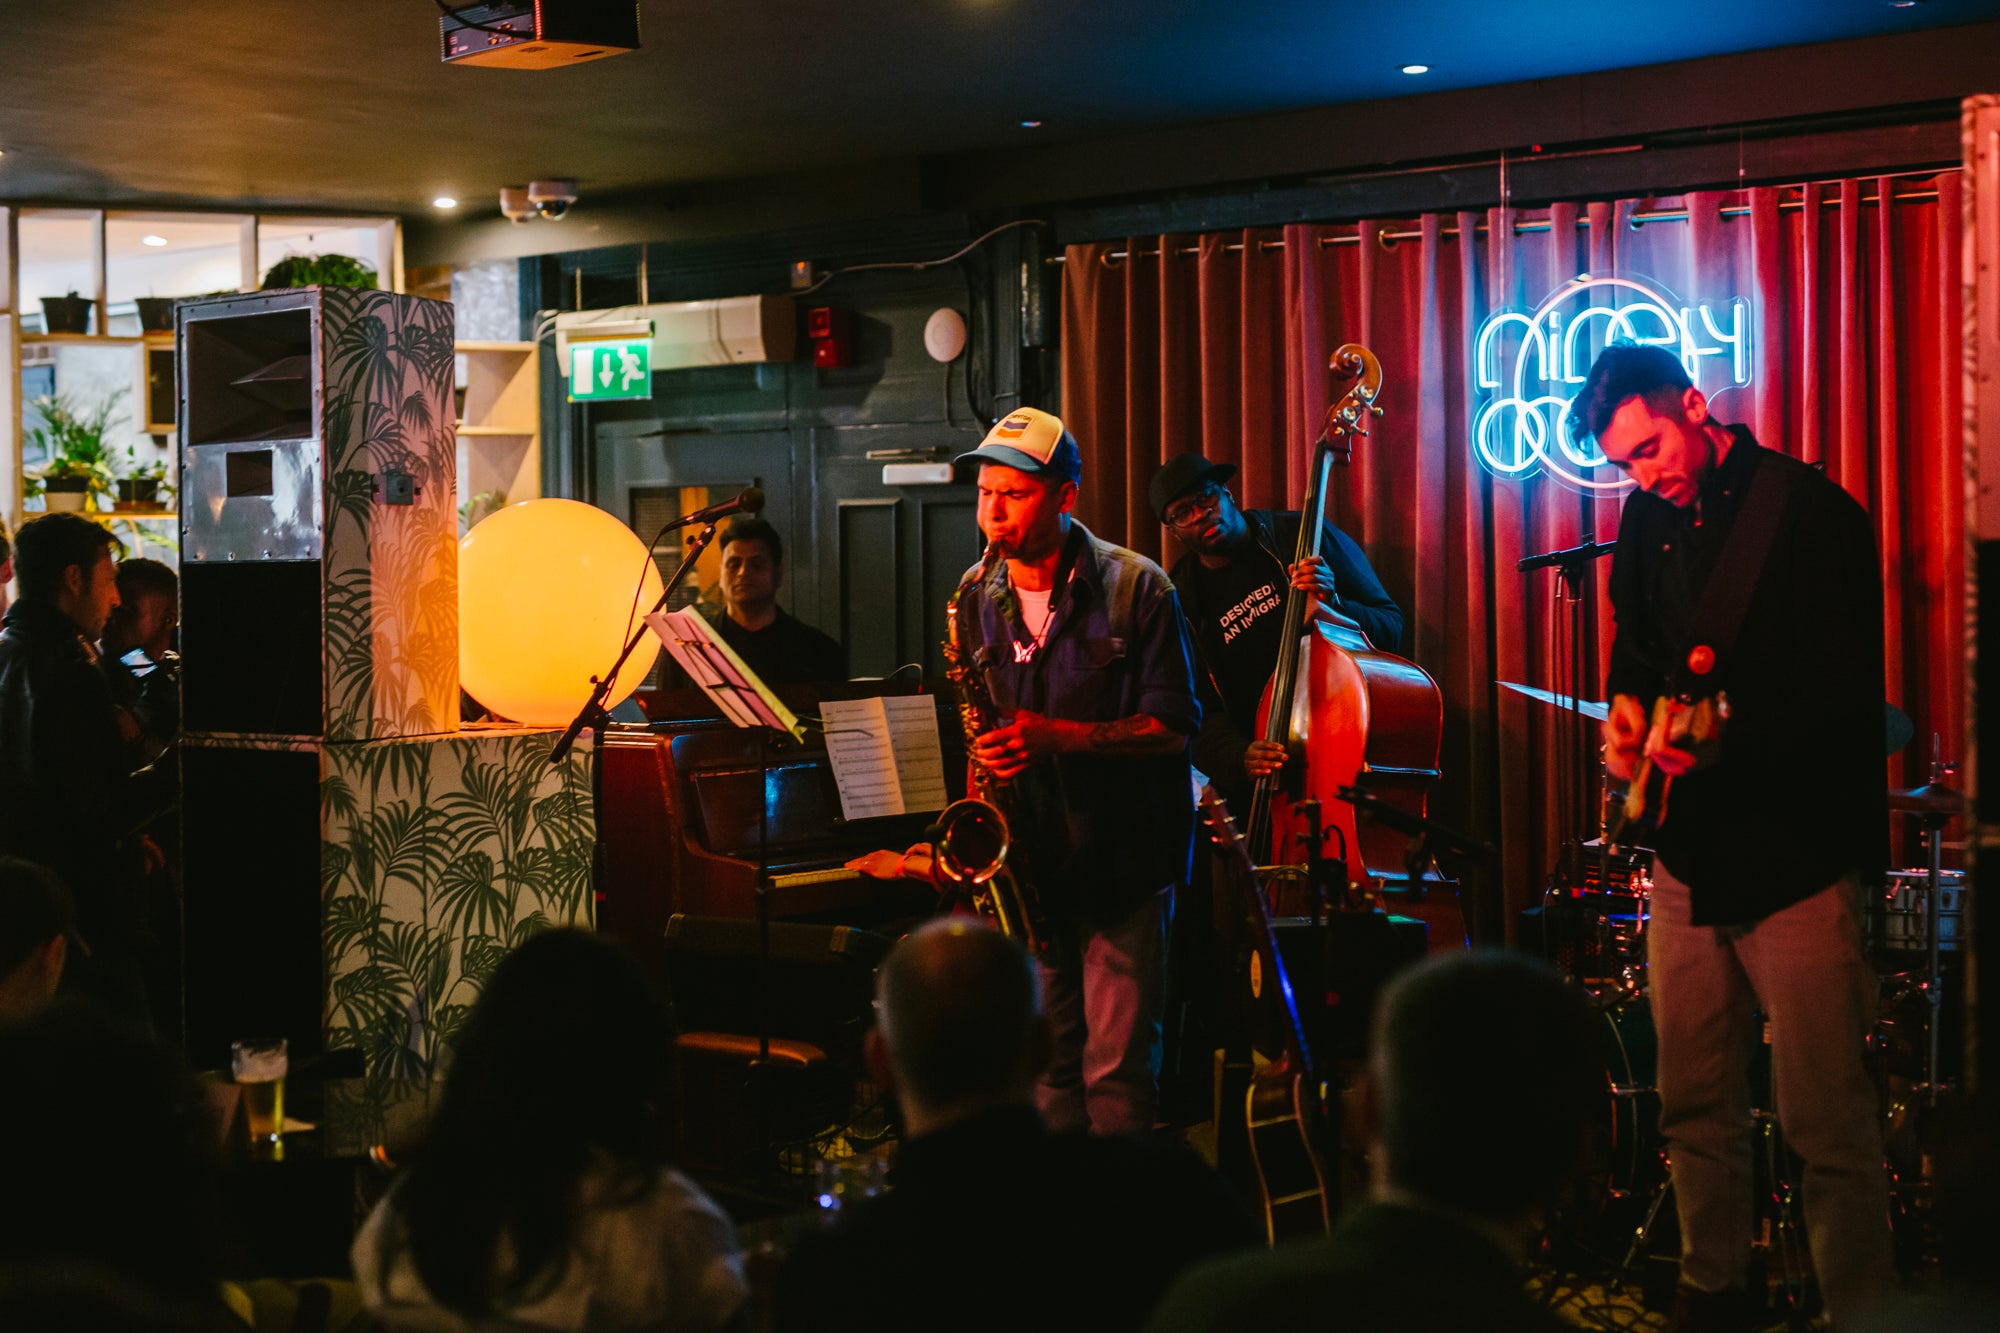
[528,178,579,220]
[499,185,534,224]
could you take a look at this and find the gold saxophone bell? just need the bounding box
[935,797,1045,956]
[935,798,1011,885]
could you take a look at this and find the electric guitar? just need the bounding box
[1609,692,1728,848]
[1199,784,1336,1241]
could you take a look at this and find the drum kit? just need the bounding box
[1513,676,1971,1295]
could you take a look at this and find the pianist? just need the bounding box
[656,518,845,694]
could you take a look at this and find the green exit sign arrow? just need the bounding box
[567,337,653,402]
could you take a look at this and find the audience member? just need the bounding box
[774,918,1258,1332]
[0,518,13,617]
[101,555,182,763]
[0,513,170,1023]
[0,1001,230,1313]
[708,518,844,686]
[1147,951,1601,1333]
[351,929,749,1332]
[0,856,74,1020]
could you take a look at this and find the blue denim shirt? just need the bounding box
[959,520,1200,923]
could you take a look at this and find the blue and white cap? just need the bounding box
[954,407,1083,482]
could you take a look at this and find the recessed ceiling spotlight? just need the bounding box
[433,195,458,210]
[1020,119,1042,129]
[1887,1,1923,8]
[1401,63,1430,75]
[141,234,168,247]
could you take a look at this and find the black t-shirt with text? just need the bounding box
[1181,544,1289,736]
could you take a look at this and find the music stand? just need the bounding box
[648,609,807,1196]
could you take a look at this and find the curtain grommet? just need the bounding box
[1098,251,1125,268]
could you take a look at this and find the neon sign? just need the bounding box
[1471,274,1753,492]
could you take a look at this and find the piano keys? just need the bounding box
[596,707,954,971]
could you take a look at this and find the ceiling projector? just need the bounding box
[440,1,640,70]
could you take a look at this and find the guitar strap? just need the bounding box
[1672,446,1802,696]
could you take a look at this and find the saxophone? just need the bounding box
[937,542,1052,957]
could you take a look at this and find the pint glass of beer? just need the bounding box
[230,1038,288,1149]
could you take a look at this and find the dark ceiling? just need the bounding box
[4,0,2000,219]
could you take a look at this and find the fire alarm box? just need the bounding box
[808,305,851,369]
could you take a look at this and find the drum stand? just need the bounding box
[1890,747,1964,1106]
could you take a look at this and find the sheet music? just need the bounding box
[880,694,949,813]
[644,608,803,738]
[819,695,948,822]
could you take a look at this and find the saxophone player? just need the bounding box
[854,407,1201,1136]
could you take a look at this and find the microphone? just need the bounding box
[667,487,764,530]
[1516,539,1616,573]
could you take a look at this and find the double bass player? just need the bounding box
[1149,451,1403,815]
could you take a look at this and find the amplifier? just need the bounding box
[441,1,640,69]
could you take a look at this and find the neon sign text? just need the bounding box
[1471,274,1753,492]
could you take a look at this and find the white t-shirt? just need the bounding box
[1015,586,1054,643]
[351,1163,748,1333]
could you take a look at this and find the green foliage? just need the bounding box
[119,444,177,500]
[24,389,126,503]
[261,252,378,291]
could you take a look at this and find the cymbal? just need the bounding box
[1498,681,1609,723]
[1887,782,1966,818]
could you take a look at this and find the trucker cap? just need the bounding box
[954,407,1083,482]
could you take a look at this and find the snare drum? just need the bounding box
[1877,868,1965,956]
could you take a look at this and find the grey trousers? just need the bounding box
[1036,887,1173,1136]
[1647,861,1894,1323]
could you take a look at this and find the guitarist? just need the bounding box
[1580,344,1892,1332]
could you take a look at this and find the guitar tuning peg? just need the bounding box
[1370,405,1384,416]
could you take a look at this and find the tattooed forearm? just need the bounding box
[1080,714,1183,755]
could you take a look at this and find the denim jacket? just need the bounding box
[958,521,1199,923]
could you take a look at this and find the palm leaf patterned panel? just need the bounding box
[321,728,594,1153]
[319,288,461,743]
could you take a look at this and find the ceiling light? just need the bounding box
[1401,63,1430,75]
[141,234,168,247]
[1020,119,1042,129]
[433,196,458,210]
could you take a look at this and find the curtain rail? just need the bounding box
[1053,184,1944,264]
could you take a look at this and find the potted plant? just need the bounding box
[261,253,378,291]
[116,444,174,510]
[40,290,93,335]
[24,390,125,513]
[135,296,177,332]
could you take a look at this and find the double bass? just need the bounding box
[1244,345,1456,945]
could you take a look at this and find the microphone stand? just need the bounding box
[550,519,724,767]
[1516,537,1615,966]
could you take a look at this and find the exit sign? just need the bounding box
[568,338,653,402]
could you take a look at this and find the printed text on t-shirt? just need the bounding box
[1219,583,1280,644]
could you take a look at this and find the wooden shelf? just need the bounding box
[456,339,541,504]
[22,332,147,346]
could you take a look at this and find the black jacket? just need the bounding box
[0,599,168,943]
[1606,428,1888,925]
[775,1105,1259,1333]
[1168,509,1403,791]
[1149,1200,1570,1333]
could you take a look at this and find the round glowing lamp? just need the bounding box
[460,499,664,726]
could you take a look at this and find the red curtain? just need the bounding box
[1059,175,1963,934]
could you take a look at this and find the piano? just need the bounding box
[597,690,960,972]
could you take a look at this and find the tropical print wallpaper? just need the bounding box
[321,727,594,1152]
[317,286,461,743]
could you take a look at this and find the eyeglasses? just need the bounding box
[1163,486,1225,530]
